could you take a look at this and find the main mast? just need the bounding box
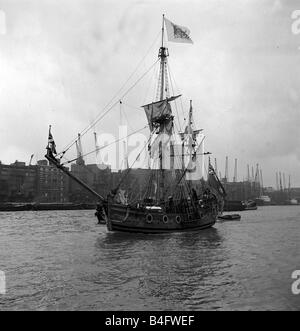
[158,15,169,101]
[143,15,182,204]
[158,15,168,204]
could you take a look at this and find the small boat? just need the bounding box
[244,200,258,211]
[255,195,271,206]
[218,214,241,221]
[244,206,257,211]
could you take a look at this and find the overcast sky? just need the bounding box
[0,0,300,186]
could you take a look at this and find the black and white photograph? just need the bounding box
[0,0,300,314]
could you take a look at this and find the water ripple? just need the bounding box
[0,207,300,310]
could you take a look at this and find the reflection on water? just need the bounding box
[0,207,299,310]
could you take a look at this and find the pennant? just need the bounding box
[165,18,193,44]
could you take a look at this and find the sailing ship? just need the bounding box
[45,15,226,233]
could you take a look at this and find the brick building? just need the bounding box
[0,161,37,202]
[36,160,69,203]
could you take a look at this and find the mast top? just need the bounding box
[158,14,169,101]
[161,14,165,48]
[159,14,168,60]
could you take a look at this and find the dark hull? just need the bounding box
[218,214,241,221]
[245,206,258,211]
[244,200,257,211]
[106,203,217,233]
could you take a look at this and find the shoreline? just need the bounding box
[0,203,97,212]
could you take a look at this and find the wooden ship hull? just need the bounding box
[106,204,217,233]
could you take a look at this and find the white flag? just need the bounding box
[165,18,193,44]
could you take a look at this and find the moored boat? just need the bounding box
[218,214,241,222]
[244,200,258,211]
[255,195,271,206]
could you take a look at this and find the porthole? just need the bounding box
[146,214,153,224]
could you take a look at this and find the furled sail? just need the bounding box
[142,95,181,132]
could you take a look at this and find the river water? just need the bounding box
[0,206,299,311]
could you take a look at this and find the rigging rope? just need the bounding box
[167,62,182,133]
[141,60,160,106]
[167,59,187,130]
[59,32,160,155]
[58,57,160,157]
[59,59,159,156]
[163,136,207,198]
[112,131,155,194]
[61,125,148,166]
